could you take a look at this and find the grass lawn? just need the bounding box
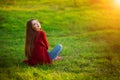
[0,0,120,80]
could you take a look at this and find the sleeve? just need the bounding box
[41,31,49,49]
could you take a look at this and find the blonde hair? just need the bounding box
[25,19,36,58]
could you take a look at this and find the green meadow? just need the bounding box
[0,0,120,80]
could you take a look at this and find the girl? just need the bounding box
[23,19,62,66]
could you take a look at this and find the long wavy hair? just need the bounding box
[25,19,36,59]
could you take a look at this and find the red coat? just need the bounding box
[24,30,52,66]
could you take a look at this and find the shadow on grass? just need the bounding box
[0,16,23,68]
[90,29,120,77]
[0,16,10,68]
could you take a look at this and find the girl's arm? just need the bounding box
[41,31,49,49]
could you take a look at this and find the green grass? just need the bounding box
[0,0,120,80]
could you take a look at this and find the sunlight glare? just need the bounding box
[112,0,120,9]
[116,0,120,6]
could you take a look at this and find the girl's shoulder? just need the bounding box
[40,30,46,35]
[36,30,46,36]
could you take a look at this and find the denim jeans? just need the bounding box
[48,44,62,60]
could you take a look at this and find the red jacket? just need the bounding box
[24,30,52,66]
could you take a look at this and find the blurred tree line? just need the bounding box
[0,0,112,7]
[0,0,16,5]
[73,0,110,5]
[73,0,111,7]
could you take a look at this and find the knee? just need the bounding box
[58,44,63,49]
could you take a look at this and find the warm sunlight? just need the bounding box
[116,0,120,3]
[115,0,120,6]
[112,0,120,9]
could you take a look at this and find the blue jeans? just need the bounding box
[48,44,62,60]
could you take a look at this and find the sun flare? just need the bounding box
[113,0,120,8]
[116,0,120,5]
[116,0,120,3]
